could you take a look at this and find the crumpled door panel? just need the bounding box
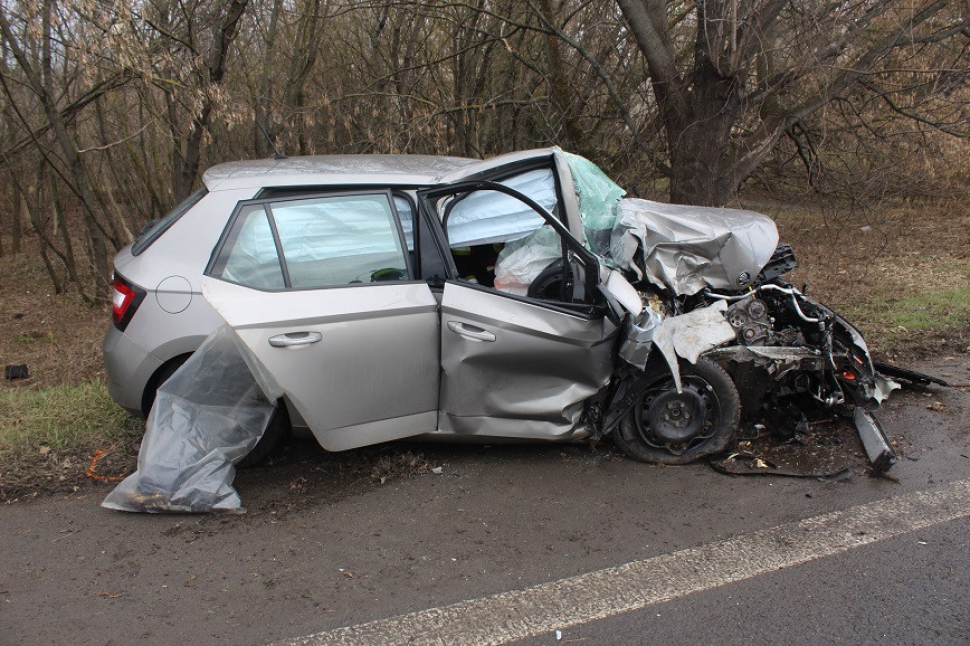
[437,282,616,440]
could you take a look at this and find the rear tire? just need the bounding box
[141,354,190,417]
[613,358,740,465]
[238,403,292,468]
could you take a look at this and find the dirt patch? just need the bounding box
[771,199,970,354]
[877,325,970,366]
[713,416,869,478]
[0,443,136,502]
[0,253,108,390]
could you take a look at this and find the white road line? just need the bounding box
[278,478,970,646]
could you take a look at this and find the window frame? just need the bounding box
[205,189,415,292]
[419,179,602,317]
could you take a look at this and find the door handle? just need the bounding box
[447,321,496,342]
[268,331,323,348]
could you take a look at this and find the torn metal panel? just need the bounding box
[618,305,663,370]
[610,198,779,296]
[602,270,644,317]
[620,300,737,391]
[874,374,902,405]
[825,307,900,409]
[854,407,897,474]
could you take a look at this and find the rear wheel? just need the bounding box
[613,358,740,465]
[141,354,190,417]
[238,403,292,468]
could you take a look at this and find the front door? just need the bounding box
[419,161,617,440]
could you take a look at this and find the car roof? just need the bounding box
[201,154,482,191]
[201,149,564,192]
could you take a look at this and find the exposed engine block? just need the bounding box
[725,296,772,345]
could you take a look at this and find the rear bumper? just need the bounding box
[103,324,161,416]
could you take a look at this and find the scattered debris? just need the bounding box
[710,416,862,479]
[4,364,28,380]
[872,361,949,388]
[85,449,126,483]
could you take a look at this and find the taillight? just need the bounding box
[112,274,146,331]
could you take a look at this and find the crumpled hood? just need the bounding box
[609,198,779,296]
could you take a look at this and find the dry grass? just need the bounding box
[0,249,134,500]
[763,197,970,356]
[0,380,142,500]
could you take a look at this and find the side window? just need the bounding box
[443,183,569,301]
[211,205,286,290]
[211,193,410,290]
[271,194,409,288]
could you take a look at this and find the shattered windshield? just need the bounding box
[562,151,625,256]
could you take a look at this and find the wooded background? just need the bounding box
[0,0,965,299]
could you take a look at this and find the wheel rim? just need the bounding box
[633,375,722,456]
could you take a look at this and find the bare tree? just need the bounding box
[144,0,250,202]
[615,0,966,205]
[0,0,125,296]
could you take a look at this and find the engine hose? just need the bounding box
[703,285,823,324]
[752,284,824,324]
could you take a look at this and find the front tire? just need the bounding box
[613,358,740,465]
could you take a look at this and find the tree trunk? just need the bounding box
[170,0,250,203]
[10,179,21,254]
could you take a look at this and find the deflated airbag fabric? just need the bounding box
[493,226,562,295]
[102,325,280,514]
[445,169,558,247]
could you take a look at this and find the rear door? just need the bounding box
[418,158,618,440]
[202,190,439,451]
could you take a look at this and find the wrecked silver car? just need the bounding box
[105,148,925,512]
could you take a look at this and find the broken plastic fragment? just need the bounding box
[853,408,897,474]
[620,300,736,392]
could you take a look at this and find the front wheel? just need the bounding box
[613,358,740,465]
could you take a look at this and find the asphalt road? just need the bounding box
[1,357,967,645]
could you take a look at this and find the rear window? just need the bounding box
[131,187,208,256]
